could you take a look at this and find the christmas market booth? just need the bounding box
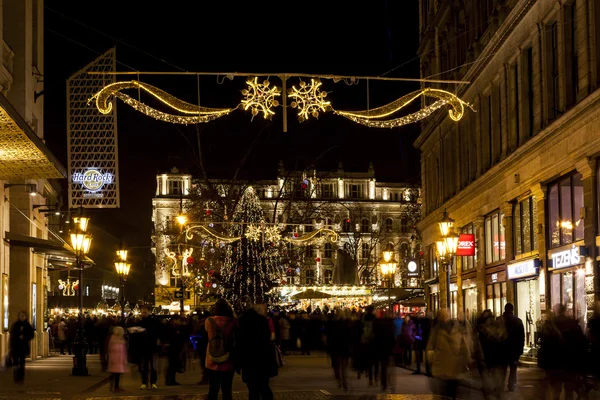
[277,285,373,311]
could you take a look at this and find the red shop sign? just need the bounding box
[456,234,475,256]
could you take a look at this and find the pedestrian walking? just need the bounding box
[326,309,351,390]
[57,318,67,355]
[205,299,237,400]
[236,301,277,400]
[107,326,128,393]
[134,305,161,390]
[502,303,524,392]
[9,311,34,384]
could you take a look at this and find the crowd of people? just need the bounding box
[8,300,600,400]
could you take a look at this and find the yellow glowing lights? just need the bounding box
[90,80,232,125]
[241,77,281,120]
[91,78,473,128]
[333,88,474,128]
[288,79,331,122]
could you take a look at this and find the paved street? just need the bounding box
[1,352,598,399]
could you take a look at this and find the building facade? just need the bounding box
[151,164,422,309]
[417,0,600,354]
[0,0,67,361]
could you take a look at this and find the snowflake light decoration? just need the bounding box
[241,77,281,120]
[288,79,331,122]
[265,226,281,243]
[245,224,262,241]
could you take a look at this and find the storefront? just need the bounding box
[485,270,507,316]
[507,258,541,356]
[548,242,587,329]
[462,278,477,324]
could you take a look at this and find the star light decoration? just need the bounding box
[240,77,281,120]
[244,224,262,241]
[288,79,331,122]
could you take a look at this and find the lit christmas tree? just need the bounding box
[222,187,283,305]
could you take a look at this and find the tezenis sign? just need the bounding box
[456,234,475,256]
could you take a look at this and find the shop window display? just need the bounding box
[551,270,587,330]
[516,279,541,356]
[463,287,478,324]
[486,282,507,316]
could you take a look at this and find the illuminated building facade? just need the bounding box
[0,0,67,361]
[151,164,421,308]
[416,0,600,355]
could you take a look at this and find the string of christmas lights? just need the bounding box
[90,78,473,128]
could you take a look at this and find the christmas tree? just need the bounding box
[222,187,282,305]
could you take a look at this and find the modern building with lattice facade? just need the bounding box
[0,0,69,361]
[151,164,422,310]
[416,0,600,356]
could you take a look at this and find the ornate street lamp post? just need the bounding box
[69,215,92,376]
[436,210,459,309]
[176,209,188,315]
[115,249,131,326]
[380,243,398,317]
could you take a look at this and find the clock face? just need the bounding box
[408,261,418,272]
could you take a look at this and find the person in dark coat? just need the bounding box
[96,316,114,372]
[9,311,35,383]
[236,303,276,400]
[135,305,161,390]
[326,309,351,390]
[502,303,524,392]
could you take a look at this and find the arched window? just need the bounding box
[323,269,333,284]
[343,219,352,232]
[401,217,409,233]
[385,218,394,233]
[361,219,370,233]
[401,242,410,259]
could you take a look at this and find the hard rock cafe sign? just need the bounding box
[72,169,113,197]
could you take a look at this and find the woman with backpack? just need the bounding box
[205,299,237,400]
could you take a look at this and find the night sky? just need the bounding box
[43,1,421,301]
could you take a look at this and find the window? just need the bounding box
[361,219,370,233]
[526,48,534,136]
[511,62,520,150]
[514,196,539,255]
[305,269,315,285]
[486,282,507,317]
[394,193,399,201]
[323,269,333,285]
[460,224,475,271]
[568,1,578,106]
[548,173,584,248]
[343,219,352,232]
[429,245,438,279]
[170,275,180,287]
[350,184,362,199]
[324,243,332,258]
[549,21,560,119]
[401,217,409,234]
[385,218,394,233]
[305,245,314,258]
[485,211,505,264]
[322,183,334,198]
[169,180,181,195]
[361,243,370,259]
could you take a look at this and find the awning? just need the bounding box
[4,231,94,269]
[0,94,66,179]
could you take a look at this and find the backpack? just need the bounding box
[207,318,233,364]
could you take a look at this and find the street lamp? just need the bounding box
[380,244,398,317]
[175,208,188,315]
[437,210,459,309]
[115,249,131,326]
[69,215,92,376]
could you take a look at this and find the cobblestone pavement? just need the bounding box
[5,351,600,399]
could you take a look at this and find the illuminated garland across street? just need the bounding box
[185,224,339,246]
[91,77,473,128]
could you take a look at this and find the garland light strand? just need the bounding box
[89,80,232,124]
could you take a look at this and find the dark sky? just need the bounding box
[43,1,421,301]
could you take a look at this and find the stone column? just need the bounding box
[575,159,597,318]
[474,217,486,312]
[501,202,515,304]
[531,184,548,312]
